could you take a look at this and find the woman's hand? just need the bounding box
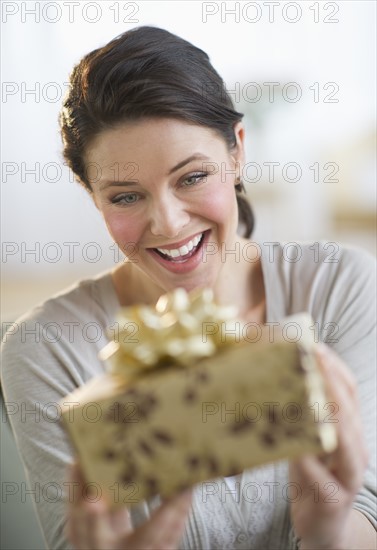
[289,343,369,549]
[65,462,193,550]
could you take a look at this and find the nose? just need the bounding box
[149,194,190,238]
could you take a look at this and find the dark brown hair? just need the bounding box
[60,25,254,237]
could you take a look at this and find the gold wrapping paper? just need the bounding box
[60,289,337,507]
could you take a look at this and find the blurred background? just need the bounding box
[1,1,376,548]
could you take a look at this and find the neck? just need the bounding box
[211,237,266,322]
[111,237,266,324]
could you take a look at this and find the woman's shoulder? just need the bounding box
[260,239,375,284]
[259,239,375,271]
[5,269,118,329]
[1,269,119,374]
[259,240,376,322]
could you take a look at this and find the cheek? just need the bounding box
[197,182,238,224]
[103,211,144,248]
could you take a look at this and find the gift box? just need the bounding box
[60,288,336,508]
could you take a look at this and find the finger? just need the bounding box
[66,460,87,507]
[154,490,193,549]
[124,489,193,550]
[109,506,133,535]
[65,462,85,546]
[315,355,367,491]
[315,345,364,441]
[84,499,113,550]
[65,462,116,549]
[69,500,102,550]
[316,344,358,403]
[65,461,97,548]
[289,455,349,530]
[319,349,367,464]
[290,454,341,515]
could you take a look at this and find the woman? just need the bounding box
[2,26,376,549]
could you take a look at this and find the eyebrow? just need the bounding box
[168,153,210,175]
[98,153,211,191]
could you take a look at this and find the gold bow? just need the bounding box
[99,288,239,377]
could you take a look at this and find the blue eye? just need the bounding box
[111,193,139,205]
[182,172,208,186]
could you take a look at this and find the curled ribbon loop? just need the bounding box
[99,288,240,376]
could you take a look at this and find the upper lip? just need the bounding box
[147,230,206,251]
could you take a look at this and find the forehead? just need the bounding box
[85,118,228,168]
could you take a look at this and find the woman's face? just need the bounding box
[87,117,245,293]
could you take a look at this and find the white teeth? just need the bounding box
[156,233,203,259]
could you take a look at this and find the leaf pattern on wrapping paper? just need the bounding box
[151,429,174,445]
[260,432,276,447]
[185,453,222,476]
[104,389,159,426]
[228,417,256,434]
[183,387,198,402]
[101,387,178,498]
[138,439,155,456]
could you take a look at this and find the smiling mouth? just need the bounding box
[152,231,207,262]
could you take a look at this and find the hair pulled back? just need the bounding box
[60,26,254,237]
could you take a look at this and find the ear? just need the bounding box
[230,121,246,175]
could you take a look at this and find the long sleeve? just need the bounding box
[1,274,119,549]
[2,245,375,550]
[261,241,377,531]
